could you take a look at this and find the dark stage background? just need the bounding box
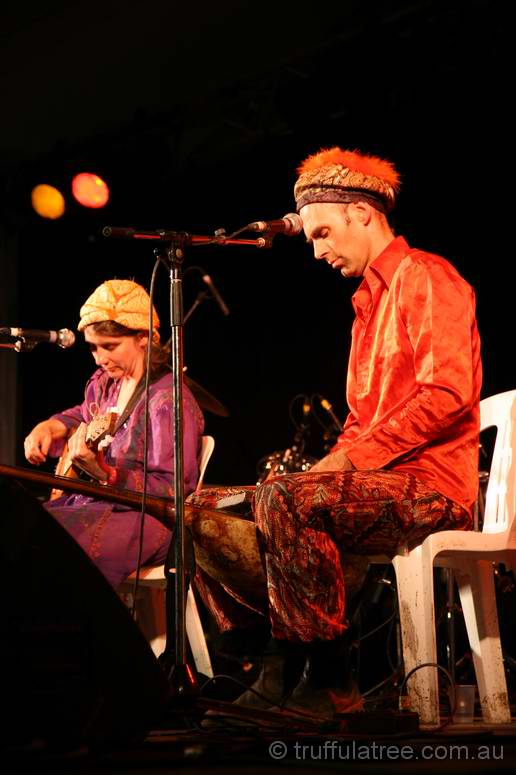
[0,0,512,486]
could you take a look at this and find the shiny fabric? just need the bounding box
[45,368,204,587]
[336,236,482,516]
[253,471,470,641]
[190,472,470,640]
[189,236,481,643]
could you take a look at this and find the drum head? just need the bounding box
[191,510,267,607]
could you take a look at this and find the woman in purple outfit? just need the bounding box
[23,279,204,587]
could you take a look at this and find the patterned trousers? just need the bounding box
[188,470,471,642]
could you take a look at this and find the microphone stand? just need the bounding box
[102,223,273,707]
[162,234,194,702]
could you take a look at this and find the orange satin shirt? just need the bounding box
[335,236,482,515]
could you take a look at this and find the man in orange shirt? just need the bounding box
[196,147,481,720]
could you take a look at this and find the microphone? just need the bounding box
[248,213,303,235]
[319,396,343,433]
[201,275,230,316]
[0,327,76,348]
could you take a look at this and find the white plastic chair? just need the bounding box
[118,435,215,677]
[393,390,516,725]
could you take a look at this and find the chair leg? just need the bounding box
[147,587,168,658]
[133,586,168,659]
[150,577,214,678]
[118,585,167,658]
[393,546,440,726]
[186,587,214,678]
[454,560,511,723]
[119,582,214,677]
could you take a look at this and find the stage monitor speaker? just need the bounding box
[0,475,170,751]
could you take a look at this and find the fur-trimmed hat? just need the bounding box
[294,147,400,213]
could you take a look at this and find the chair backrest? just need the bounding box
[196,435,215,492]
[480,390,516,535]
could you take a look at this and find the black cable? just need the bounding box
[199,672,280,706]
[288,393,310,431]
[385,614,402,674]
[399,662,455,731]
[130,257,165,618]
[185,222,260,245]
[351,570,395,639]
[354,579,401,701]
[199,672,331,722]
[357,608,397,643]
[309,392,333,432]
[199,672,286,707]
[196,673,335,733]
[224,224,258,240]
[309,392,342,450]
[363,670,401,699]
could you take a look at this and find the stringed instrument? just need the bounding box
[0,462,268,606]
[50,410,118,500]
[0,462,369,608]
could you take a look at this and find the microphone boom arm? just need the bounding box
[102,226,273,248]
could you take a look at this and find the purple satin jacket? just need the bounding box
[44,368,204,587]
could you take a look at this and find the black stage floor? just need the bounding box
[3,707,516,775]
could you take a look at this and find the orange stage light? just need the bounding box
[71,173,110,208]
[31,184,65,219]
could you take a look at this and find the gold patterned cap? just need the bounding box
[78,279,160,340]
[294,147,400,213]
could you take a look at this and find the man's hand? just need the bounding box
[309,447,356,473]
[24,419,67,465]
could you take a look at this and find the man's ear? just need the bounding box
[351,201,373,225]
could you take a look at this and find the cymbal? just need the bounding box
[185,374,229,417]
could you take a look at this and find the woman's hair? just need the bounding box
[87,321,171,377]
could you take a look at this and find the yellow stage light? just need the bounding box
[31,184,65,219]
[72,173,110,208]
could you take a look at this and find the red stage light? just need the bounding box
[71,173,109,208]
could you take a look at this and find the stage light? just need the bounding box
[71,173,110,208]
[31,184,65,219]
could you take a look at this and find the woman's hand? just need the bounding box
[67,422,109,481]
[24,419,67,465]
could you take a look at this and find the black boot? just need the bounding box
[284,633,363,718]
[233,638,306,709]
[201,639,306,727]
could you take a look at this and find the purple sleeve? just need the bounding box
[47,374,100,457]
[113,383,203,498]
